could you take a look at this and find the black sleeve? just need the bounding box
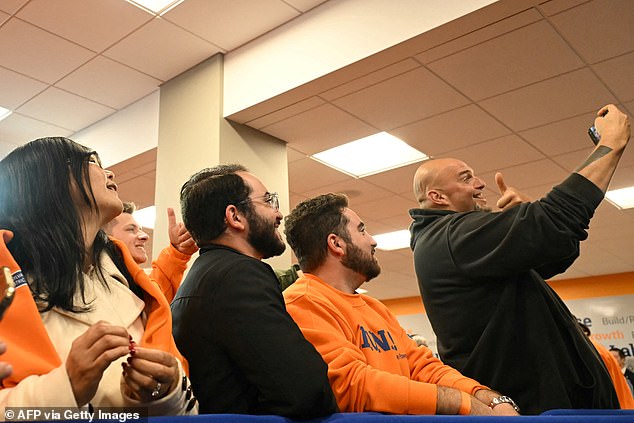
[211,259,338,418]
[446,173,604,279]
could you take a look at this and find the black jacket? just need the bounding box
[171,244,338,417]
[409,174,619,414]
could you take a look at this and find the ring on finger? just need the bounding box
[151,381,162,399]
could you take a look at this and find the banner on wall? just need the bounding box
[567,295,634,357]
[396,294,634,360]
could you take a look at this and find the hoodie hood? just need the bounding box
[408,208,455,250]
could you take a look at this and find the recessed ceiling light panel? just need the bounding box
[126,0,184,15]
[374,229,411,251]
[605,186,634,209]
[0,106,12,123]
[311,132,428,178]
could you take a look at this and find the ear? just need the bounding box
[327,233,345,258]
[225,205,246,231]
[427,189,448,206]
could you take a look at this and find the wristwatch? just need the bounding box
[490,396,520,413]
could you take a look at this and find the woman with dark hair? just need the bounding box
[0,137,196,414]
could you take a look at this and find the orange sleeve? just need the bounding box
[150,245,190,303]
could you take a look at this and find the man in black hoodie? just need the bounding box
[409,104,630,414]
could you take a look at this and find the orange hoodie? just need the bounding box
[0,229,187,391]
[284,274,488,414]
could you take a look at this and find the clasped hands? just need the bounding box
[65,321,179,406]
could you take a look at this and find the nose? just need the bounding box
[369,234,377,248]
[105,168,115,179]
[474,176,485,189]
[138,230,149,241]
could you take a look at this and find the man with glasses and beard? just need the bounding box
[282,193,518,416]
[171,165,337,418]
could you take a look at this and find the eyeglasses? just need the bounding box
[237,192,280,211]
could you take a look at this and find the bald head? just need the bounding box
[414,158,462,206]
[413,158,488,212]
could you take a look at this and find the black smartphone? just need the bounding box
[588,110,609,145]
[588,126,600,145]
[0,267,15,321]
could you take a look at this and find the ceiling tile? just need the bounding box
[288,157,350,193]
[391,105,511,156]
[439,135,546,175]
[0,66,47,109]
[0,18,94,84]
[303,178,394,207]
[519,111,598,156]
[609,164,634,190]
[479,68,617,131]
[103,17,220,81]
[284,0,328,13]
[0,0,28,14]
[164,0,298,51]
[554,143,634,172]
[332,67,469,130]
[264,103,376,155]
[574,243,632,275]
[287,146,307,163]
[363,162,421,196]
[415,8,543,64]
[17,87,115,131]
[549,0,634,64]
[116,174,155,208]
[538,0,589,16]
[16,0,152,52]
[352,194,417,222]
[480,159,569,190]
[591,200,634,229]
[248,97,325,129]
[0,140,19,158]
[428,20,584,101]
[320,59,421,101]
[592,52,634,103]
[56,56,161,109]
[0,113,73,146]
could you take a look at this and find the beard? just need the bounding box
[246,210,286,259]
[341,242,381,282]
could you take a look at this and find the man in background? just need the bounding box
[409,104,630,413]
[283,193,519,416]
[171,164,337,418]
[611,347,634,396]
[104,201,197,301]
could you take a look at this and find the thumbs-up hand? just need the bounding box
[495,172,531,211]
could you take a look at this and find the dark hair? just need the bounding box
[180,164,252,245]
[122,201,136,214]
[284,193,349,273]
[609,347,625,360]
[0,137,129,312]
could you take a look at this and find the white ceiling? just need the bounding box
[1,0,633,300]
